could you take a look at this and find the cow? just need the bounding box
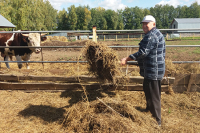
[0,32,47,69]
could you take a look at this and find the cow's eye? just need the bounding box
[26,38,30,42]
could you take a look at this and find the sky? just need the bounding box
[48,0,200,11]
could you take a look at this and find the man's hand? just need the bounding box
[121,57,133,65]
[121,57,128,65]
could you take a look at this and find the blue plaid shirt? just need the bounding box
[129,27,166,80]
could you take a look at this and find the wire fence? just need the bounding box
[0,29,200,64]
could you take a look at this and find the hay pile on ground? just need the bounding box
[165,59,200,75]
[83,40,122,83]
[44,36,68,42]
[0,90,199,132]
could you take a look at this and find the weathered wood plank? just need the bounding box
[174,74,200,85]
[0,74,175,84]
[187,74,196,92]
[0,82,169,92]
[173,84,200,93]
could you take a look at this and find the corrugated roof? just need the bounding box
[0,14,16,28]
[174,18,200,23]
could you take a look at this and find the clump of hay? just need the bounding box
[166,59,200,75]
[183,63,200,73]
[83,41,121,83]
[62,97,159,132]
[44,36,68,42]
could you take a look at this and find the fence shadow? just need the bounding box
[18,104,65,123]
[60,85,117,107]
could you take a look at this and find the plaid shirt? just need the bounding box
[129,27,166,80]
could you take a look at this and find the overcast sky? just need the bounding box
[48,0,199,11]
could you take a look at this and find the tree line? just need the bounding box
[1,0,200,31]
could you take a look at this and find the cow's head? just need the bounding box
[22,33,46,54]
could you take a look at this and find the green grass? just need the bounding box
[192,48,200,54]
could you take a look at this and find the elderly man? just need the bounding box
[121,15,166,126]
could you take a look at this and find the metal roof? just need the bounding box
[174,18,200,23]
[0,14,16,28]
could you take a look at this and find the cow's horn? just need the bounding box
[41,33,47,36]
[21,34,29,37]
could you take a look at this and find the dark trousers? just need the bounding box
[143,78,161,125]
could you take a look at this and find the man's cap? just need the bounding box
[141,15,156,23]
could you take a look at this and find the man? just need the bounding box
[121,15,166,126]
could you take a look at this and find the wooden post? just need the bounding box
[187,73,196,92]
[166,33,168,40]
[116,34,117,41]
[128,34,129,41]
[92,26,97,43]
[193,33,194,40]
[104,35,105,41]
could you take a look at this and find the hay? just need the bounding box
[0,90,199,132]
[44,36,68,42]
[165,59,200,75]
[83,40,122,83]
[62,96,159,132]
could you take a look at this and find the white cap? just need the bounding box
[141,15,156,23]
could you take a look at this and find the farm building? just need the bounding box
[170,18,200,30]
[0,14,16,28]
[170,18,200,38]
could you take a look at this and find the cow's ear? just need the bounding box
[22,36,29,43]
[22,37,27,42]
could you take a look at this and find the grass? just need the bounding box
[192,48,200,54]
[99,39,200,46]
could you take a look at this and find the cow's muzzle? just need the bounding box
[35,48,41,54]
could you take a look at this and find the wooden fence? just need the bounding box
[0,71,199,93]
[0,74,174,92]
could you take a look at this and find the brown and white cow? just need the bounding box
[0,32,47,69]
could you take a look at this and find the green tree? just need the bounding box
[57,9,68,30]
[176,5,188,18]
[123,7,134,29]
[117,9,124,30]
[76,6,91,30]
[132,6,143,29]
[68,5,77,30]
[150,5,163,29]
[42,0,57,30]
[0,0,13,30]
[104,9,118,30]
[189,2,200,18]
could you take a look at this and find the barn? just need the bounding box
[170,18,200,38]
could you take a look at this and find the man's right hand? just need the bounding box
[121,57,128,65]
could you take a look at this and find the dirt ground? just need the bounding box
[0,40,200,132]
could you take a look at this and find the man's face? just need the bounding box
[142,22,155,34]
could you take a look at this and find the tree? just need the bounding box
[0,0,13,30]
[123,7,134,29]
[117,9,124,30]
[57,9,68,30]
[68,5,77,30]
[42,0,57,31]
[75,6,91,30]
[189,2,200,18]
[132,6,143,29]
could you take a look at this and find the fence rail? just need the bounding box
[0,45,199,48]
[0,61,200,64]
[1,28,200,34]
